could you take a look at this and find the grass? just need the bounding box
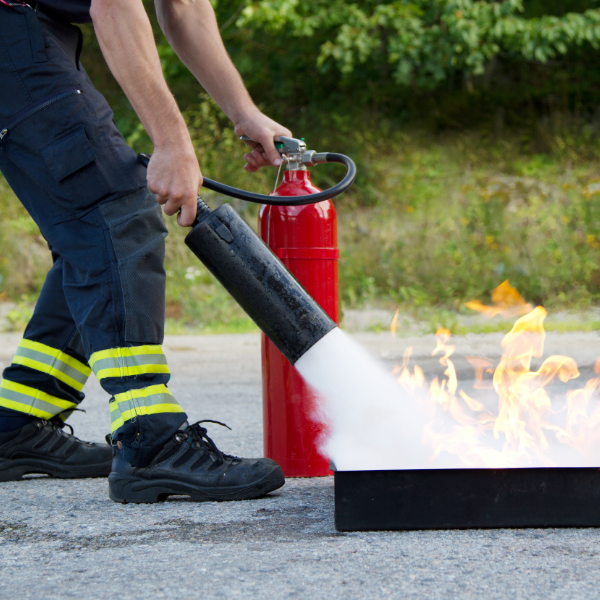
[337,125,600,312]
[354,304,600,337]
[1,112,600,335]
[454,319,600,336]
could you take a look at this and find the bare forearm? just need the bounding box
[155,0,291,168]
[155,0,256,123]
[90,0,202,227]
[90,0,190,147]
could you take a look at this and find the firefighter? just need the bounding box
[0,0,288,503]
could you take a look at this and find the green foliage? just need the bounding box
[238,0,600,90]
[79,0,600,130]
[4,0,600,333]
[3,297,35,332]
[0,178,50,300]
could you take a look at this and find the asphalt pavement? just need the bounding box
[1,331,600,599]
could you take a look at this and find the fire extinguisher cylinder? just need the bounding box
[139,139,352,478]
[184,204,337,364]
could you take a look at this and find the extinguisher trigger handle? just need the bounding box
[240,135,282,152]
[239,135,307,156]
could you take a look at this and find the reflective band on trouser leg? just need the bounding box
[0,379,78,420]
[109,384,184,433]
[12,339,91,392]
[89,345,170,382]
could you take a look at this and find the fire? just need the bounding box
[393,281,600,467]
[464,279,533,318]
[390,309,400,338]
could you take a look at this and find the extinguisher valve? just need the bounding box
[301,151,329,167]
[240,135,329,170]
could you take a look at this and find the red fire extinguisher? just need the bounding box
[259,158,339,477]
[142,138,355,478]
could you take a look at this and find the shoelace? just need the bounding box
[45,417,83,442]
[182,420,234,466]
[49,417,73,435]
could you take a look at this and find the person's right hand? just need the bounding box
[147,139,202,227]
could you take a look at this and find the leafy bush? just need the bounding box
[3,1,600,332]
[239,0,600,87]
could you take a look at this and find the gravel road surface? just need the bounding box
[1,331,600,599]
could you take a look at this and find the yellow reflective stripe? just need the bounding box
[89,345,165,368]
[18,339,91,377]
[0,379,77,419]
[12,357,86,392]
[92,355,167,371]
[89,346,170,382]
[57,410,75,422]
[109,384,184,432]
[13,339,90,392]
[111,404,185,432]
[111,416,123,431]
[0,397,54,420]
[112,383,172,404]
[94,364,170,382]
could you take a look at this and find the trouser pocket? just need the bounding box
[1,88,135,222]
[40,123,110,206]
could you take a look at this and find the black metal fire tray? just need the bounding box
[334,468,600,531]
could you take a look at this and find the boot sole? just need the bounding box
[0,458,112,482]
[108,467,285,504]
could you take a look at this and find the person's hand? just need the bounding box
[147,139,202,227]
[234,110,292,172]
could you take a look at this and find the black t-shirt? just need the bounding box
[37,0,91,23]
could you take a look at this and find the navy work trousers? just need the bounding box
[0,4,188,466]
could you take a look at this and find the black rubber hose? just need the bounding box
[138,152,356,206]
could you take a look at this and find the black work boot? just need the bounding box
[0,418,112,482]
[108,420,285,503]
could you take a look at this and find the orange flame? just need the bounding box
[390,309,400,337]
[466,356,494,389]
[392,285,600,467]
[465,280,533,318]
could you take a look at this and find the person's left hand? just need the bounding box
[234,110,292,172]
